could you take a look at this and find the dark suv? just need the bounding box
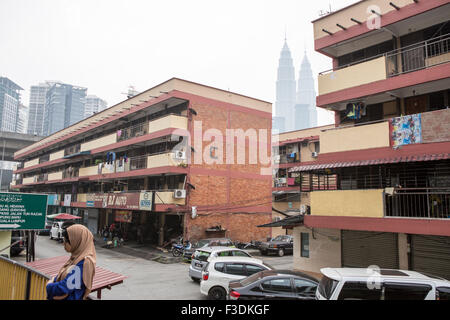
[10,231,26,256]
[259,235,293,257]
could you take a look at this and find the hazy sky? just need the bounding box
[0,0,356,126]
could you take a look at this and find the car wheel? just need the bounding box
[191,277,200,283]
[50,234,53,240]
[260,250,267,256]
[209,287,227,300]
[278,248,285,257]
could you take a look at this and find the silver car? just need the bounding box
[188,246,252,281]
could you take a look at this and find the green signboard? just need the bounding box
[0,192,48,230]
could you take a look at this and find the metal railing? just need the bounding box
[319,33,450,77]
[129,155,148,171]
[386,34,450,77]
[385,188,450,219]
[117,122,148,142]
[0,255,49,300]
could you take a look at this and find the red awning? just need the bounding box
[53,213,82,220]
[289,152,450,172]
[273,135,319,147]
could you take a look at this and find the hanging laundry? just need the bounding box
[117,129,122,138]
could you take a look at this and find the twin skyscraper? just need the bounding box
[273,39,317,133]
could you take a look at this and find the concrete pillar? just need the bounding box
[398,233,409,270]
[158,214,166,246]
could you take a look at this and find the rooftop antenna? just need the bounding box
[121,85,139,99]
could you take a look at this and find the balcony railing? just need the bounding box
[385,188,450,219]
[129,155,148,171]
[318,34,450,95]
[386,34,450,77]
[117,122,148,142]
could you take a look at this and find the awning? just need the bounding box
[289,152,450,172]
[273,135,319,147]
[258,214,304,228]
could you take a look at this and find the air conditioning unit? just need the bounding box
[173,189,186,199]
[174,151,186,160]
[311,152,318,158]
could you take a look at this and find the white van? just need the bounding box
[316,267,450,300]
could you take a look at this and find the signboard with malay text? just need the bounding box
[0,192,48,230]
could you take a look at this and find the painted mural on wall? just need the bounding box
[391,114,422,147]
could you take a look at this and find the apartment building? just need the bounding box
[287,0,450,279]
[11,78,272,245]
[268,125,334,238]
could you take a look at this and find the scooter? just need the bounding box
[171,239,192,257]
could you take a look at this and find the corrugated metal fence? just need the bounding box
[0,255,49,300]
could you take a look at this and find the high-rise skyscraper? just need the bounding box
[274,39,296,133]
[295,52,318,130]
[274,41,319,133]
[28,82,51,136]
[0,77,23,133]
[43,82,87,136]
[84,95,107,118]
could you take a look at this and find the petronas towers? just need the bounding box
[274,39,317,133]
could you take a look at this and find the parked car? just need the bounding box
[200,256,274,300]
[317,267,450,300]
[258,235,293,257]
[228,270,319,300]
[10,230,26,256]
[49,221,64,241]
[189,246,253,281]
[183,237,235,260]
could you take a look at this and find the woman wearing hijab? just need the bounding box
[46,224,96,300]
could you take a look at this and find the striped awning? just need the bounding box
[289,153,450,173]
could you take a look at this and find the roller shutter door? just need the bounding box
[411,235,450,280]
[342,230,399,269]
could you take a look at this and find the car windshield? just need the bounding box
[195,240,211,247]
[193,250,210,262]
[318,276,339,300]
[272,235,290,242]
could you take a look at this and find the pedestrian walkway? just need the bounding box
[93,235,184,264]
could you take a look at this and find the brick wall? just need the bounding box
[422,108,450,143]
[185,97,272,242]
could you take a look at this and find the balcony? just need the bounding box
[148,114,188,135]
[310,189,385,218]
[385,188,450,219]
[48,171,63,181]
[320,121,390,154]
[81,133,117,152]
[147,152,186,169]
[49,150,65,161]
[318,34,450,96]
[318,56,387,96]
[23,176,36,184]
[24,158,39,169]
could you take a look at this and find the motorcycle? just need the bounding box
[171,238,192,257]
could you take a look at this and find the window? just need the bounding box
[217,251,232,257]
[261,278,293,293]
[225,263,247,276]
[317,276,339,300]
[245,264,264,276]
[383,283,432,300]
[232,251,250,257]
[437,287,450,300]
[301,233,309,258]
[214,262,225,273]
[338,282,382,300]
[294,279,317,296]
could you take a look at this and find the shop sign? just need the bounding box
[64,194,72,207]
[85,193,140,210]
[139,191,153,211]
[115,210,132,223]
[47,194,59,206]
